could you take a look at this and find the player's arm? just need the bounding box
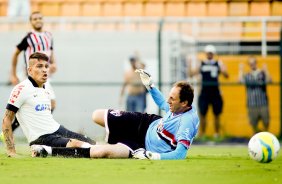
[238,63,245,83]
[2,109,16,157]
[219,60,229,78]
[132,143,188,160]
[10,48,21,85]
[135,69,169,112]
[160,143,188,160]
[49,51,57,75]
[262,63,272,83]
[187,59,200,77]
[149,87,169,112]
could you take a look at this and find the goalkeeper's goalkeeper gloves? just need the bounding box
[132,148,161,160]
[135,69,154,90]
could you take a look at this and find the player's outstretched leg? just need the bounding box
[56,126,96,145]
[31,145,91,158]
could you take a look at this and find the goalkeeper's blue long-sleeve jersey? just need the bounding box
[145,87,200,160]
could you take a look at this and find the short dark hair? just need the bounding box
[174,81,194,106]
[129,57,136,62]
[30,11,42,21]
[29,52,49,62]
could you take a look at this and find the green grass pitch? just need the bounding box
[0,144,281,184]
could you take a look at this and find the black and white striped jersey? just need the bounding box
[17,30,53,66]
[244,70,268,107]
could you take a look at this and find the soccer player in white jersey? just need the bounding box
[32,70,200,160]
[4,11,57,138]
[2,52,95,157]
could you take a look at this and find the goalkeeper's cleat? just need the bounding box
[0,132,4,142]
[31,145,49,158]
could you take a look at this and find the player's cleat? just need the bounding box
[31,145,49,158]
[0,132,4,142]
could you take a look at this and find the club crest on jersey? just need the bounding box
[35,104,51,111]
[110,110,122,116]
[156,120,177,149]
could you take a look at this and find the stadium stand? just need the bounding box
[1,0,282,17]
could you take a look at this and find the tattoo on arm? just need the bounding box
[3,129,15,150]
[2,110,15,151]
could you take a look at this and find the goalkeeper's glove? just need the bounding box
[135,69,154,90]
[132,148,160,160]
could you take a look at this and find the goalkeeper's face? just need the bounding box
[167,86,188,114]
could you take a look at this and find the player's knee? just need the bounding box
[92,109,106,127]
[90,145,111,158]
[90,144,129,158]
[66,139,83,148]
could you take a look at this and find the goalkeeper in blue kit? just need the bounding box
[32,70,200,160]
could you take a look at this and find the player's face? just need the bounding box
[206,52,214,60]
[28,59,49,87]
[30,13,43,31]
[248,59,257,71]
[167,86,187,114]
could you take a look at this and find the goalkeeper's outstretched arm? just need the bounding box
[159,143,188,160]
[135,69,169,112]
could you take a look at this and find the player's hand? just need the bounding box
[262,63,268,72]
[132,148,160,160]
[7,150,17,158]
[10,75,19,86]
[239,63,244,71]
[135,69,154,90]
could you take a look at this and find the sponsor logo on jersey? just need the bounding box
[35,104,51,111]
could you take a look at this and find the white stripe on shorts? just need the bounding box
[104,109,110,142]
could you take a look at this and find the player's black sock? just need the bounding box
[51,147,91,158]
[11,118,20,131]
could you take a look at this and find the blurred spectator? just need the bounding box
[120,56,147,112]
[7,0,30,18]
[239,56,272,134]
[188,45,229,139]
